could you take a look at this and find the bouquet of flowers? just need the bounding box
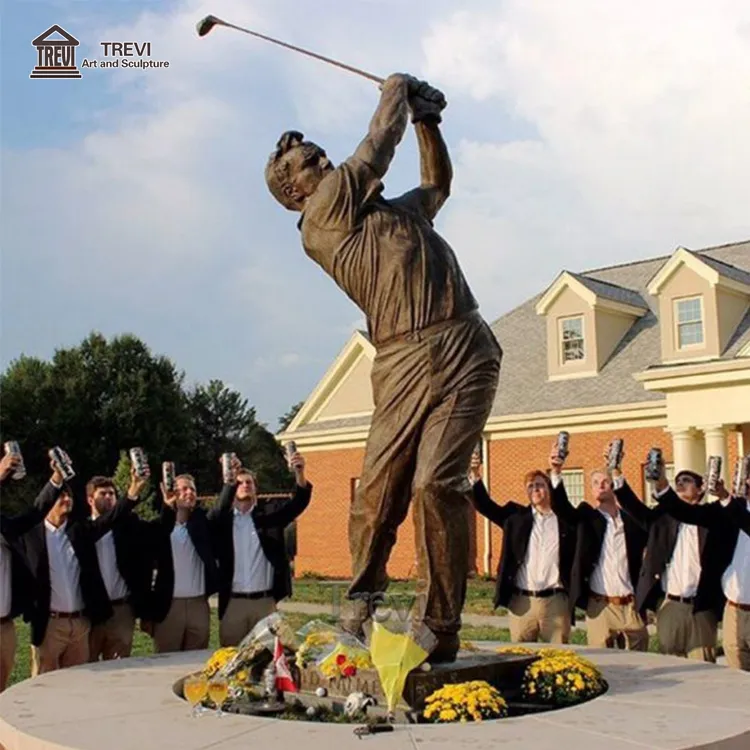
[520,648,607,706]
[423,680,508,723]
[295,620,339,668]
[218,612,298,680]
[203,646,238,677]
[318,642,373,678]
[295,620,372,677]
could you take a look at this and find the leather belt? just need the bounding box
[592,593,634,606]
[514,587,566,599]
[49,610,84,619]
[666,594,696,604]
[0,615,12,625]
[110,598,129,606]
[728,600,750,612]
[231,590,273,600]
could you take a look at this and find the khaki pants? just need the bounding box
[153,597,210,653]
[656,599,717,662]
[31,615,90,676]
[219,596,276,647]
[89,602,136,661]
[586,596,648,651]
[723,601,750,671]
[0,619,16,692]
[508,592,571,643]
[347,314,501,635]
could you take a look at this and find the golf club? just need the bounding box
[196,14,384,85]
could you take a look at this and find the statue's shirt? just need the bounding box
[299,157,477,346]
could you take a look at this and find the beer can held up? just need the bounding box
[706,455,722,495]
[4,440,26,480]
[49,446,75,481]
[645,448,663,482]
[129,447,148,479]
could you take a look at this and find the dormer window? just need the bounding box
[675,296,704,349]
[561,316,585,363]
[537,270,647,381]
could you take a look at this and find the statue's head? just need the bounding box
[264,130,334,211]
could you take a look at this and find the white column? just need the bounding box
[740,424,750,458]
[482,437,492,576]
[669,428,704,474]
[703,424,729,499]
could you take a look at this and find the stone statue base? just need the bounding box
[298,651,537,711]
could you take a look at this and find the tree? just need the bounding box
[278,401,304,432]
[1,332,191,500]
[0,333,291,507]
[185,380,292,493]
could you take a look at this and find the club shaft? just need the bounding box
[216,19,384,84]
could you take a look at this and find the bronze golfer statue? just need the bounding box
[265,73,502,662]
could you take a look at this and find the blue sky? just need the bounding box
[3,0,750,429]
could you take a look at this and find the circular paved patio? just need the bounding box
[0,644,748,750]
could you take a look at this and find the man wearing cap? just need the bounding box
[607,447,721,662]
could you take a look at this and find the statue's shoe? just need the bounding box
[426,632,460,664]
[339,598,372,642]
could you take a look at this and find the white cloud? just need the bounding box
[424,0,750,309]
[4,0,750,425]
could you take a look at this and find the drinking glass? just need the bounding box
[184,674,208,717]
[208,676,230,717]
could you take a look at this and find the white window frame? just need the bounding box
[559,315,586,364]
[674,296,705,350]
[561,469,585,507]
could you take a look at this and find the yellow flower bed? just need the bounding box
[495,645,536,656]
[423,680,508,723]
[202,647,238,677]
[522,648,607,705]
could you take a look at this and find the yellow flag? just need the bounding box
[369,621,430,712]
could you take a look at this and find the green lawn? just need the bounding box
[291,577,503,616]
[7,609,664,689]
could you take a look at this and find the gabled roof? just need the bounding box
[699,254,750,287]
[647,245,750,296]
[281,330,374,435]
[290,240,750,436]
[568,273,649,311]
[490,240,750,417]
[535,270,648,317]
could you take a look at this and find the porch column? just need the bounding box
[739,424,750,458]
[703,424,729,499]
[669,427,704,474]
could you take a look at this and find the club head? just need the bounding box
[196,14,221,37]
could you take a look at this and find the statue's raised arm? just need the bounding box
[351,73,410,178]
[393,79,451,221]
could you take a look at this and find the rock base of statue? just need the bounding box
[298,651,537,711]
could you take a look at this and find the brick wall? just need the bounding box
[295,425,680,579]
[479,426,672,576]
[296,445,456,580]
[296,426,746,580]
